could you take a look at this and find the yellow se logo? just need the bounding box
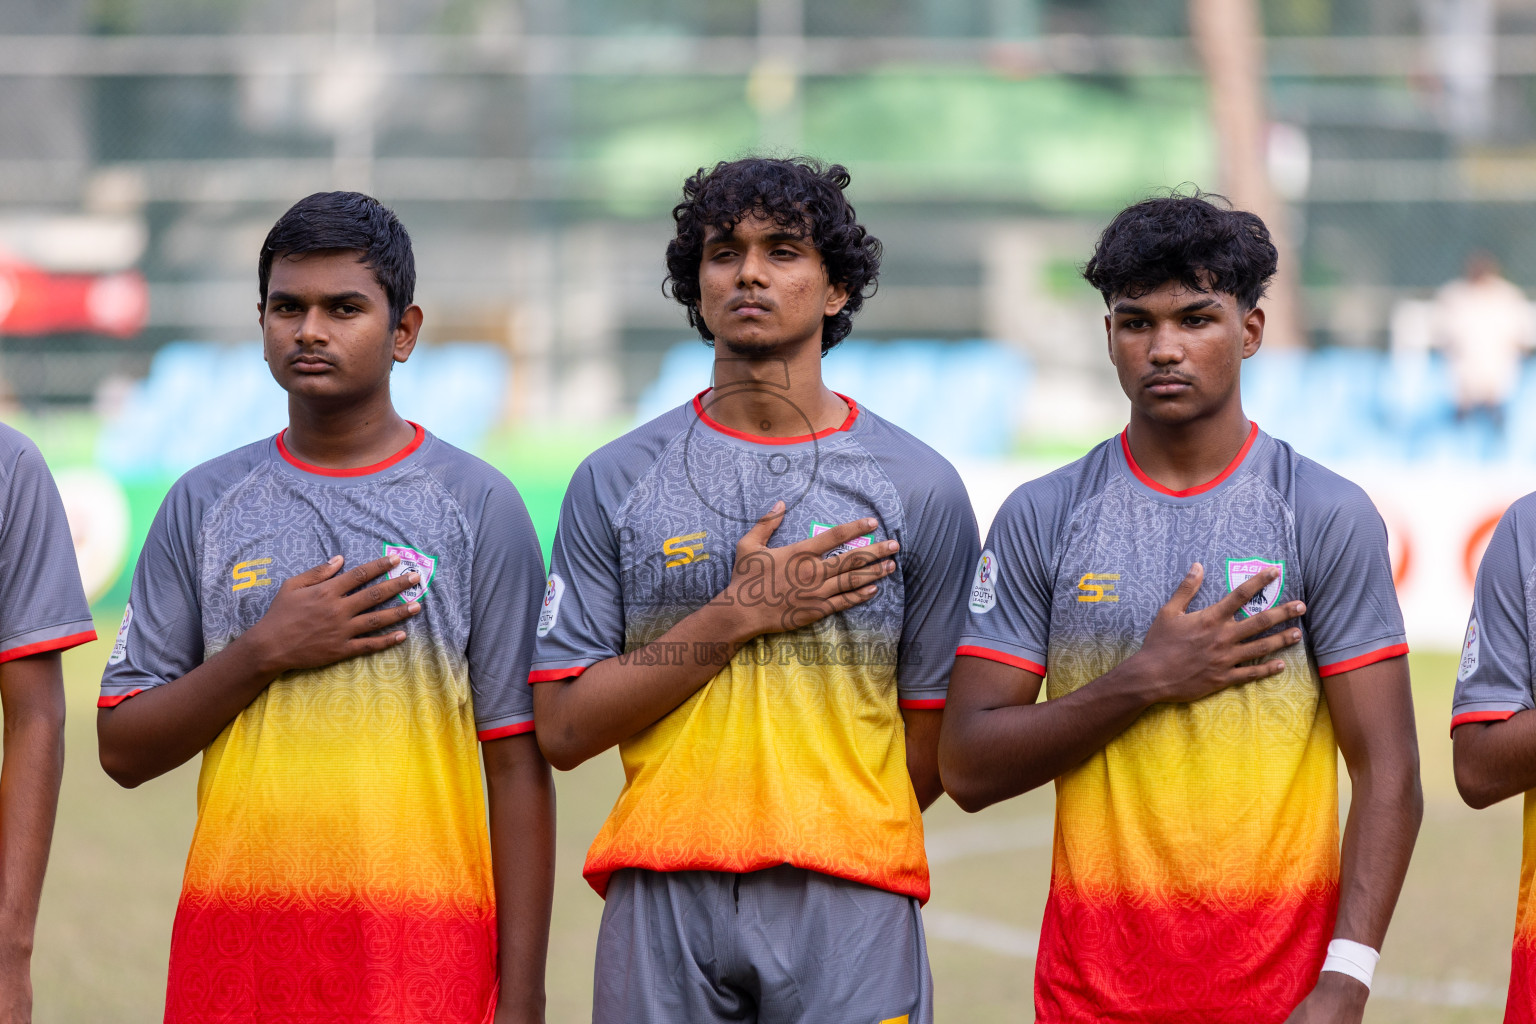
[231,558,274,592]
[1077,572,1120,603]
[663,532,710,568]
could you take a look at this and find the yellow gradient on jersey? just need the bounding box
[1516,792,1536,943]
[584,625,928,901]
[180,638,492,913]
[1049,643,1338,902]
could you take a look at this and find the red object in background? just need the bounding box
[0,256,148,338]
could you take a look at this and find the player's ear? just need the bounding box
[1241,305,1265,359]
[823,280,850,317]
[392,305,424,364]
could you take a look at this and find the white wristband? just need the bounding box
[1321,938,1380,991]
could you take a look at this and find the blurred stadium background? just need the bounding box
[7,0,1536,1019]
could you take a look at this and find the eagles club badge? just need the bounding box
[383,544,437,604]
[1226,557,1285,618]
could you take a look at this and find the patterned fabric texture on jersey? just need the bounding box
[532,390,979,903]
[0,422,96,662]
[99,425,545,1024]
[1451,492,1536,1023]
[959,424,1407,1023]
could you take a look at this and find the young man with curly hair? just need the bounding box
[97,192,554,1024]
[939,192,1422,1023]
[532,157,979,1023]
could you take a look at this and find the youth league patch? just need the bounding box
[108,603,132,665]
[970,549,1000,613]
[383,544,436,604]
[1226,557,1285,619]
[537,573,565,637]
[1459,618,1480,682]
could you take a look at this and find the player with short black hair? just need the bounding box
[940,190,1422,1023]
[0,426,96,1024]
[532,157,977,1024]
[98,192,554,1024]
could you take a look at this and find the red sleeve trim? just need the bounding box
[478,720,536,741]
[899,698,946,710]
[955,645,1046,676]
[0,629,98,664]
[1317,643,1409,678]
[1450,709,1520,736]
[528,665,587,684]
[97,688,143,708]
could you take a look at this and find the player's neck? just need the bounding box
[707,337,849,439]
[1124,403,1252,493]
[283,390,416,470]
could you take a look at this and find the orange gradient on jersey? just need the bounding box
[1035,642,1339,1023]
[583,624,928,902]
[164,639,498,1024]
[1506,793,1536,1022]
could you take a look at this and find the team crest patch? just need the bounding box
[383,544,436,604]
[810,521,874,552]
[970,549,1000,613]
[1226,557,1285,618]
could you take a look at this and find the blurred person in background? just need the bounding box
[1451,497,1536,1020]
[530,157,978,1024]
[95,193,554,1024]
[0,426,97,1024]
[1433,251,1536,438]
[939,191,1422,1024]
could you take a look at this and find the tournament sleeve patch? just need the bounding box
[108,604,132,666]
[1459,618,1480,682]
[536,573,564,637]
[969,549,1000,613]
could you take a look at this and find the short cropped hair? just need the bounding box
[1082,189,1278,311]
[259,192,416,328]
[664,158,882,354]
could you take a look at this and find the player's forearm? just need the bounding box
[941,657,1158,811]
[1333,755,1422,950]
[1454,712,1536,808]
[533,598,751,770]
[0,660,65,961]
[97,631,284,787]
[902,708,944,810]
[484,735,554,1024]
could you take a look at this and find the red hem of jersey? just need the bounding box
[692,389,860,445]
[97,688,143,708]
[955,645,1046,676]
[898,698,946,710]
[1120,421,1259,498]
[528,665,587,683]
[0,629,97,664]
[1317,642,1409,678]
[477,720,536,741]
[1450,709,1520,736]
[275,422,425,477]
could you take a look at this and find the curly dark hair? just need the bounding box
[1082,188,1278,310]
[664,157,882,354]
[259,191,415,329]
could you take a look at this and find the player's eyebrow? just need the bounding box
[266,290,371,306]
[1111,296,1221,315]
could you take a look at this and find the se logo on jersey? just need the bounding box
[664,531,710,568]
[231,558,273,592]
[1226,557,1285,618]
[1077,573,1120,603]
[383,544,436,604]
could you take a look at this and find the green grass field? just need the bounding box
[30,638,1518,1022]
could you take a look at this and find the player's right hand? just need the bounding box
[718,501,897,640]
[243,554,423,674]
[1132,562,1305,704]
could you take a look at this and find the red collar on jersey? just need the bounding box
[276,421,426,478]
[692,388,860,446]
[1120,421,1259,498]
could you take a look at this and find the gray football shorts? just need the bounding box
[592,865,934,1024]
